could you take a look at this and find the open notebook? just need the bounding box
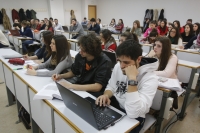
[33,79,71,100]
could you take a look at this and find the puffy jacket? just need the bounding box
[19,8,27,21]
[2,8,11,30]
[12,9,20,22]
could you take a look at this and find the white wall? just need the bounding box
[97,0,200,27]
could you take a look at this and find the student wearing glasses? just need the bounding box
[168,27,183,48]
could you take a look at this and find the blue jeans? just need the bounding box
[22,40,34,53]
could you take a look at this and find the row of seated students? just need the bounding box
[15,28,179,132]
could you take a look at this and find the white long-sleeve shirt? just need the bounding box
[154,54,178,79]
[105,58,158,118]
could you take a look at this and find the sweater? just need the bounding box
[88,23,100,34]
[171,38,183,48]
[157,26,168,36]
[19,26,33,38]
[154,54,178,79]
[143,28,160,37]
[70,22,85,38]
[36,55,73,77]
[181,33,195,42]
[131,28,142,36]
[105,58,158,118]
[0,30,10,46]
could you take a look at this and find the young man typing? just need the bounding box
[52,34,112,95]
[96,40,158,133]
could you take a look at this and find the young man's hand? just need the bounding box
[95,94,111,107]
[124,65,138,81]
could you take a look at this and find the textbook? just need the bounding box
[158,77,182,91]
[33,79,71,100]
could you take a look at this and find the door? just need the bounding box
[88,5,96,20]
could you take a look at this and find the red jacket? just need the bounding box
[36,24,41,30]
[12,9,20,22]
[102,43,117,51]
[179,27,184,33]
[115,24,124,32]
[157,26,168,36]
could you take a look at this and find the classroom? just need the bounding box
[0,0,200,133]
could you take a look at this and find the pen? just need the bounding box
[13,68,23,70]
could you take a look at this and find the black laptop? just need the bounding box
[62,26,69,32]
[103,50,117,68]
[55,82,125,130]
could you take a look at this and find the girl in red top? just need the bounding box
[45,20,54,33]
[173,20,184,33]
[157,20,168,36]
[100,29,117,51]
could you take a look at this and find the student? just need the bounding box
[168,27,183,48]
[130,20,142,36]
[97,18,102,28]
[15,20,34,54]
[35,19,41,31]
[148,37,178,78]
[44,18,48,24]
[111,19,124,34]
[81,17,88,25]
[186,19,192,24]
[157,19,162,27]
[70,18,85,39]
[142,28,159,44]
[45,20,54,32]
[166,23,174,36]
[23,31,53,62]
[30,19,36,30]
[95,40,158,133]
[181,23,195,42]
[119,32,139,44]
[88,18,100,34]
[157,20,168,36]
[52,34,112,93]
[143,20,160,37]
[13,19,21,30]
[100,29,117,51]
[109,18,116,27]
[193,22,200,35]
[40,20,46,30]
[26,35,73,77]
[54,19,63,31]
[0,30,10,48]
[173,20,184,33]
[49,17,55,27]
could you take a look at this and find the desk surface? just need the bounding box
[68,39,78,42]
[178,59,200,69]
[0,49,140,133]
[172,48,200,55]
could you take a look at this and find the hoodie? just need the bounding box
[105,57,158,118]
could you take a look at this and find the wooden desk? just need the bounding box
[0,49,140,133]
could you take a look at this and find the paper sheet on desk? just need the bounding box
[158,77,182,91]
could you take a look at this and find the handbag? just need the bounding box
[8,58,25,65]
[18,106,31,129]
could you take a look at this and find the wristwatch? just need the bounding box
[128,80,138,86]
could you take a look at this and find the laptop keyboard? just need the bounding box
[92,106,113,128]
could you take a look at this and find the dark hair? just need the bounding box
[155,37,174,71]
[168,27,181,44]
[150,20,157,25]
[184,23,194,36]
[72,18,77,21]
[90,18,96,22]
[193,22,200,35]
[42,31,54,58]
[173,20,181,29]
[47,20,53,29]
[49,17,53,21]
[131,20,140,33]
[149,28,158,37]
[97,18,101,23]
[51,35,70,64]
[168,22,175,28]
[100,29,116,44]
[84,17,87,20]
[35,19,39,22]
[54,19,58,21]
[78,34,102,57]
[21,20,27,26]
[121,32,133,40]
[116,40,142,61]
[41,20,44,23]
[119,19,123,24]
[110,18,115,24]
[160,20,167,32]
[187,19,192,23]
